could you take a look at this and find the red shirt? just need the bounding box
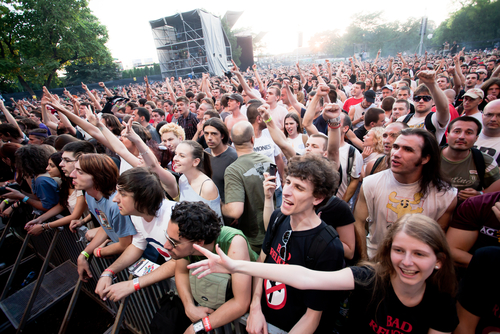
[343,97,363,112]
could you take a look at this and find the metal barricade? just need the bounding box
[4,219,173,334]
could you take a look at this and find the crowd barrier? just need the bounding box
[0,213,286,333]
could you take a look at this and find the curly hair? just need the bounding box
[171,201,221,244]
[286,154,338,209]
[367,127,385,154]
[159,123,186,140]
[15,145,55,178]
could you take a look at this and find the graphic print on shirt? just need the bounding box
[243,162,272,180]
[386,191,424,220]
[479,226,500,243]
[95,209,111,229]
[146,237,172,261]
[265,279,287,310]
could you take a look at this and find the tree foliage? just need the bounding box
[432,0,500,49]
[0,0,112,94]
[121,64,161,79]
[308,12,428,58]
[65,61,118,86]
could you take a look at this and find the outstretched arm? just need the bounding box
[188,244,355,291]
[122,119,178,198]
[323,103,341,169]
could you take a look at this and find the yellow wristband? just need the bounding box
[264,116,272,123]
[81,251,90,260]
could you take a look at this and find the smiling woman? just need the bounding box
[188,213,459,333]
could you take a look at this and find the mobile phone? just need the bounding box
[269,163,277,177]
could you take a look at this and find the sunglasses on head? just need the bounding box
[413,95,432,102]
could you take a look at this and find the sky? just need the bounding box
[88,0,459,69]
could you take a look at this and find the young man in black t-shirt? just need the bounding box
[247,154,345,333]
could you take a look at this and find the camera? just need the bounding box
[224,71,232,79]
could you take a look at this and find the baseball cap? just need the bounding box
[382,85,393,91]
[228,93,244,104]
[463,88,484,100]
[364,90,376,103]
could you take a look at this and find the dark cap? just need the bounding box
[364,90,376,103]
[228,93,243,105]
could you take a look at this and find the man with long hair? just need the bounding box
[354,128,457,259]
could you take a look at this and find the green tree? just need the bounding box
[64,60,118,86]
[0,0,111,95]
[432,0,500,49]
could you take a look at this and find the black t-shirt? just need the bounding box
[458,246,500,334]
[348,266,459,333]
[261,209,345,332]
[316,196,355,229]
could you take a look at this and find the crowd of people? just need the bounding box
[1,47,500,334]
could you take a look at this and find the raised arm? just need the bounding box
[418,70,450,127]
[303,84,329,136]
[398,52,408,69]
[81,82,102,112]
[99,82,114,97]
[296,61,306,85]
[283,81,303,115]
[326,60,332,83]
[40,98,59,133]
[323,103,341,168]
[453,55,466,87]
[257,103,296,160]
[121,119,178,198]
[252,64,264,94]
[0,100,24,138]
[231,60,259,100]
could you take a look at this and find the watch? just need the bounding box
[327,116,341,127]
[193,320,205,333]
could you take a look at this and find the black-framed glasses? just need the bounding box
[279,230,292,261]
[413,95,432,102]
[164,230,188,249]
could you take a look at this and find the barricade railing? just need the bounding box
[1,212,288,334]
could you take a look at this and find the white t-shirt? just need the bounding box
[131,199,176,261]
[337,144,363,200]
[253,129,282,188]
[475,132,500,165]
[363,170,457,259]
[397,112,449,144]
[287,135,306,155]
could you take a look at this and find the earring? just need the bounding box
[435,266,439,269]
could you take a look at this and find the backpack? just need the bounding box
[402,112,447,146]
[337,146,356,195]
[263,204,342,270]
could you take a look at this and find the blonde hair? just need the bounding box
[368,126,385,154]
[159,123,186,140]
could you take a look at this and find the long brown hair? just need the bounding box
[357,214,456,312]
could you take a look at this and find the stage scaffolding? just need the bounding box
[150,9,232,79]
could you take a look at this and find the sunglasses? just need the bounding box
[279,230,292,261]
[413,95,432,102]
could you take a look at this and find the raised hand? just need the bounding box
[316,83,330,96]
[231,59,240,74]
[417,70,437,86]
[187,244,234,278]
[323,103,341,120]
[81,82,88,91]
[257,103,271,122]
[98,82,105,88]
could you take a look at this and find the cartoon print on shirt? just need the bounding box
[95,209,111,229]
[386,191,424,219]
